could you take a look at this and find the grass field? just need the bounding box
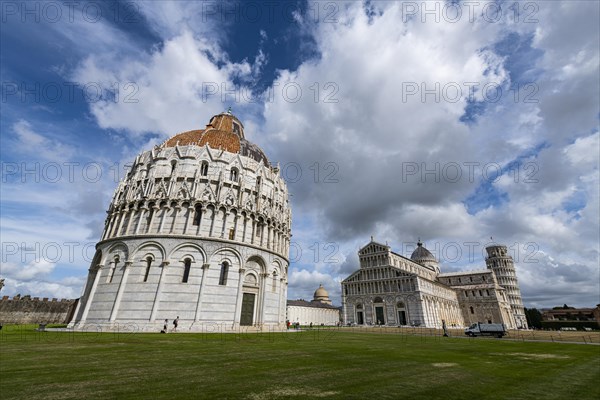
[1,325,599,400]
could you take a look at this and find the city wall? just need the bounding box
[0,295,78,324]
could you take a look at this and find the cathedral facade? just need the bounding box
[69,111,291,332]
[341,240,527,329]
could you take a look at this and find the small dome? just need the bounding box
[160,110,269,164]
[410,240,437,264]
[314,284,329,300]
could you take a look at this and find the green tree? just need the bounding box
[524,307,543,329]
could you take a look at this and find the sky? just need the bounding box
[1,0,599,309]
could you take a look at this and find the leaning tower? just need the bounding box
[485,245,528,329]
[70,110,291,332]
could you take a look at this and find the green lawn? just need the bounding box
[1,325,598,400]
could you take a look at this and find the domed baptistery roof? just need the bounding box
[69,110,292,333]
[162,111,269,165]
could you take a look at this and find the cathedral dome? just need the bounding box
[161,110,269,164]
[411,240,436,264]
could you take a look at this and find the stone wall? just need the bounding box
[0,295,78,324]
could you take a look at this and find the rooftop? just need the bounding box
[160,110,269,164]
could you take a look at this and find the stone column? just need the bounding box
[110,261,132,322]
[169,206,179,234]
[258,272,269,325]
[278,277,287,325]
[150,261,169,321]
[101,217,111,241]
[134,207,147,235]
[105,212,118,239]
[221,211,228,238]
[158,205,170,234]
[116,209,128,237]
[233,268,246,329]
[78,264,104,323]
[194,263,210,321]
[112,211,125,237]
[260,224,266,247]
[241,216,248,243]
[146,205,159,234]
[208,208,216,237]
[233,213,241,241]
[195,206,205,236]
[124,206,137,236]
[183,205,194,235]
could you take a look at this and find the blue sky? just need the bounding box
[1,0,599,308]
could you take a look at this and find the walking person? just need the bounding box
[173,316,179,332]
[162,319,168,333]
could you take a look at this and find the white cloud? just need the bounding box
[1,277,82,300]
[1,260,55,281]
[564,132,600,166]
[288,268,341,302]
[71,30,258,137]
[12,120,75,161]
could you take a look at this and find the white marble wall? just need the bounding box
[287,306,340,326]
[70,145,290,332]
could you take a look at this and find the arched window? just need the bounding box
[170,160,177,175]
[256,176,261,188]
[201,161,209,176]
[230,168,238,182]
[193,205,202,226]
[272,271,278,292]
[143,256,152,282]
[470,306,474,314]
[182,258,191,283]
[218,262,229,285]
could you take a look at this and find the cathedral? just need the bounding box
[341,239,527,329]
[69,111,291,332]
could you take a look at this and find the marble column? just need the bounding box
[110,261,132,322]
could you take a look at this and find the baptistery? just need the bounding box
[70,110,291,332]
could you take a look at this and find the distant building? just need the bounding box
[287,285,340,326]
[542,305,600,324]
[341,239,528,329]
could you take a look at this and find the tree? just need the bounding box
[524,307,543,329]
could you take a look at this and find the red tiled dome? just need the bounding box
[161,111,269,164]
